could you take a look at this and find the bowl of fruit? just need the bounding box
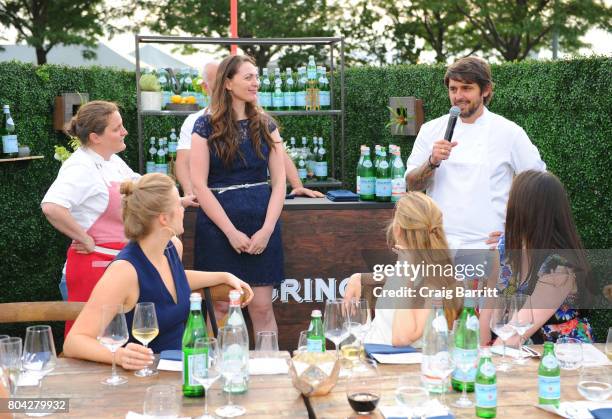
[165,95,199,111]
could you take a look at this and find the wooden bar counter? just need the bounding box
[182,197,395,350]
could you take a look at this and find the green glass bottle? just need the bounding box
[538,342,560,407]
[319,66,330,110]
[259,68,272,110]
[375,147,391,202]
[315,137,328,181]
[168,128,178,161]
[356,145,366,195]
[358,147,375,201]
[272,68,284,110]
[475,347,497,418]
[283,68,296,110]
[306,310,325,352]
[2,105,18,158]
[451,295,479,392]
[146,137,156,174]
[182,292,207,398]
[296,67,307,109]
[390,146,406,203]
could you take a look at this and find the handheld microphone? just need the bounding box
[444,106,461,142]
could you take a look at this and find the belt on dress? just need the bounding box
[93,245,122,256]
[209,181,268,194]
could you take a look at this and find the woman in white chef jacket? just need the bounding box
[41,101,139,334]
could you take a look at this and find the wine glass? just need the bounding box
[605,327,612,361]
[192,337,221,419]
[452,319,477,408]
[97,304,129,385]
[489,296,516,372]
[132,302,159,377]
[577,365,611,401]
[395,376,429,419]
[216,325,247,418]
[0,336,22,397]
[347,298,371,357]
[509,294,534,365]
[21,325,57,417]
[346,358,381,415]
[323,299,349,357]
[554,337,583,370]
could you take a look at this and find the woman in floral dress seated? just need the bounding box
[481,170,596,344]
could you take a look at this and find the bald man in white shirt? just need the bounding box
[175,61,323,198]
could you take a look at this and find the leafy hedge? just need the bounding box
[0,57,609,342]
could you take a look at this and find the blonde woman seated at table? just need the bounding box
[344,192,462,347]
[64,173,253,370]
[479,170,597,345]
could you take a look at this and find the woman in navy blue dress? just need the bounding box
[190,55,286,335]
[63,173,253,370]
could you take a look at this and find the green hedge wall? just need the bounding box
[0,57,610,343]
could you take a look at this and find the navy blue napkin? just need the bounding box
[590,408,612,419]
[364,343,418,356]
[160,349,181,361]
[326,189,360,202]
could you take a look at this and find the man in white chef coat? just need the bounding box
[405,57,546,250]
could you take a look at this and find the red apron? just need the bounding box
[65,181,126,335]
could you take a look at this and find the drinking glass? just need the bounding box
[323,299,349,357]
[216,325,247,418]
[132,302,159,377]
[296,330,308,353]
[192,337,221,419]
[346,358,381,415]
[605,327,612,361]
[255,331,279,359]
[452,320,477,408]
[509,294,534,365]
[97,304,129,385]
[347,298,371,356]
[143,384,180,418]
[577,365,611,401]
[489,296,516,372]
[22,325,57,417]
[554,337,583,370]
[0,336,22,397]
[395,376,429,419]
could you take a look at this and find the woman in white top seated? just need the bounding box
[344,192,462,347]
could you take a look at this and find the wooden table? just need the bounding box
[14,353,307,418]
[306,345,608,419]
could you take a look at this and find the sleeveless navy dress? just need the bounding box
[192,115,284,287]
[117,240,191,353]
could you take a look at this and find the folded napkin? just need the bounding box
[490,345,539,359]
[326,189,360,202]
[160,350,181,361]
[371,352,422,365]
[581,344,612,367]
[537,401,612,418]
[364,343,418,356]
[248,357,289,375]
[590,408,612,419]
[17,372,39,387]
[380,399,454,419]
[157,359,182,372]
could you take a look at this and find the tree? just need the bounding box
[0,0,126,65]
[374,0,482,64]
[136,0,337,69]
[455,0,612,61]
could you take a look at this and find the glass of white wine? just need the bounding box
[97,304,129,385]
[132,302,159,377]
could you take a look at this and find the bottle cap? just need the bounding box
[189,292,202,302]
[311,309,322,317]
[229,290,241,301]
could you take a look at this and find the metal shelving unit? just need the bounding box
[135,35,346,188]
